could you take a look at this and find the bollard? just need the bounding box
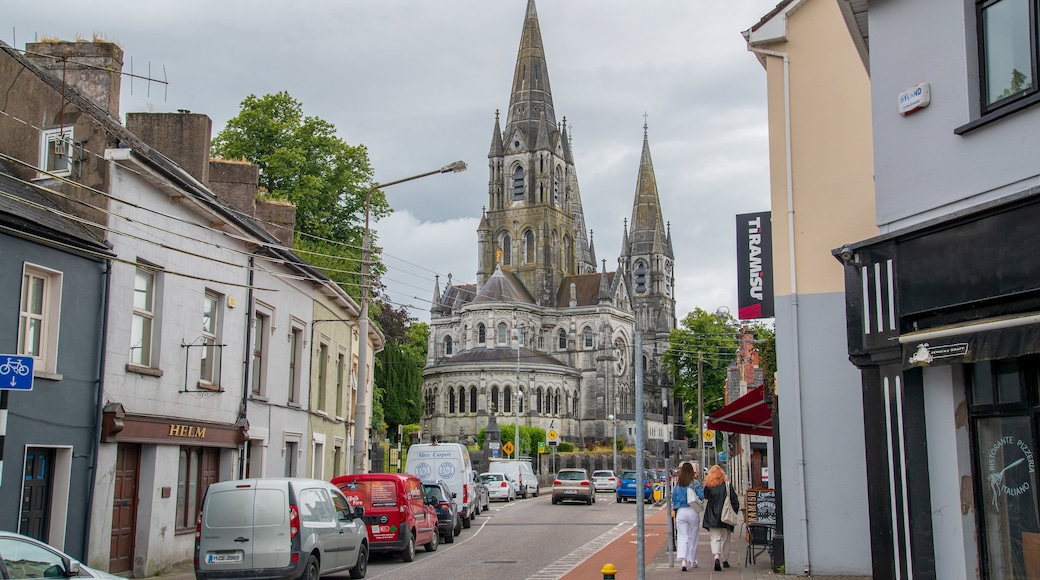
[601,563,618,579]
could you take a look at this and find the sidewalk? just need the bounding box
[559,505,776,580]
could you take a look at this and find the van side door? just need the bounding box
[297,487,342,571]
[330,489,363,570]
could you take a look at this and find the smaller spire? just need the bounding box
[561,116,574,164]
[588,229,597,266]
[535,110,551,151]
[598,259,610,302]
[478,206,491,232]
[431,274,442,315]
[488,109,504,158]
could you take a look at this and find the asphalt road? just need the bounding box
[359,489,652,580]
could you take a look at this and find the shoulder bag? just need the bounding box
[721,483,739,526]
[686,486,704,514]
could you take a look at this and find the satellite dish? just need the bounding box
[716,306,731,318]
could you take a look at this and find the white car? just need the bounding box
[0,531,122,579]
[592,470,619,492]
[480,472,517,501]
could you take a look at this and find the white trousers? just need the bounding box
[675,507,701,564]
[708,526,733,561]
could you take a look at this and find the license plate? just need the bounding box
[206,552,242,564]
[565,489,577,494]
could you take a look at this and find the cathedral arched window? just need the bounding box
[563,235,571,271]
[497,322,507,344]
[634,261,647,294]
[553,166,562,206]
[512,166,525,201]
[504,387,512,413]
[518,389,524,413]
[584,327,594,348]
[449,388,456,413]
[545,389,552,415]
[524,229,535,264]
[537,387,543,413]
[491,387,500,413]
[478,324,486,344]
[470,387,478,413]
[500,234,511,266]
[551,230,558,266]
[445,336,453,355]
[458,387,466,414]
[558,329,567,350]
[554,388,561,415]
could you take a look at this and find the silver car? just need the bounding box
[479,472,516,501]
[195,478,368,580]
[0,531,120,579]
[591,470,619,492]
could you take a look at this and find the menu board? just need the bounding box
[745,488,776,525]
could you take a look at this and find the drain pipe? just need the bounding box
[747,45,811,576]
[83,257,112,560]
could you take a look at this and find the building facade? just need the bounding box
[421,0,681,455]
[838,0,1040,578]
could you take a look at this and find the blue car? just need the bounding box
[615,470,654,503]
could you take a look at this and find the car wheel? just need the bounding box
[592,493,596,504]
[400,529,416,562]
[349,543,368,579]
[462,512,472,529]
[533,487,539,497]
[424,529,439,552]
[453,514,462,536]
[551,496,558,505]
[587,494,593,505]
[443,528,454,544]
[301,554,319,580]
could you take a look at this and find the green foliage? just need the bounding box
[614,438,625,452]
[665,308,739,426]
[558,442,575,452]
[401,424,421,445]
[998,68,1030,100]
[747,322,777,390]
[211,91,388,300]
[374,341,423,434]
[477,424,547,458]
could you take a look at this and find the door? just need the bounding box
[110,443,140,573]
[21,447,55,541]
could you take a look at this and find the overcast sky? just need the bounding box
[6,0,779,324]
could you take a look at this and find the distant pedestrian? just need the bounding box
[702,465,740,571]
[671,461,704,571]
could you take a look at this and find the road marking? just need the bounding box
[526,520,635,580]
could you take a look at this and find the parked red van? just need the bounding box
[332,473,439,562]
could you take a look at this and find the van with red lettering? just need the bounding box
[332,473,439,562]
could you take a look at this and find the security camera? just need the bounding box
[839,246,854,263]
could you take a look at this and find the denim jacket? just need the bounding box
[671,479,704,508]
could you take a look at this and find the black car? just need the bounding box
[423,480,462,543]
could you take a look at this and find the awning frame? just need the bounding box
[707,385,772,436]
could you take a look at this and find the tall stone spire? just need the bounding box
[504,0,557,148]
[629,123,670,258]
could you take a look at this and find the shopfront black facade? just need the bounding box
[838,193,1040,580]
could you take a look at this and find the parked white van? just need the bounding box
[195,478,368,580]
[487,459,539,498]
[405,443,478,528]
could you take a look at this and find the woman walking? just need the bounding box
[670,461,704,571]
[702,464,740,571]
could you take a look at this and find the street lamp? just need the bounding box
[515,324,524,460]
[352,160,467,473]
[608,414,618,475]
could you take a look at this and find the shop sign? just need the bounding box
[169,424,207,438]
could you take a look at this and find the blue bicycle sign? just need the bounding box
[0,355,34,390]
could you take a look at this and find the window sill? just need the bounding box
[315,410,329,418]
[126,363,163,378]
[955,92,1040,134]
[196,381,223,392]
[287,401,302,409]
[33,369,62,381]
[249,394,269,403]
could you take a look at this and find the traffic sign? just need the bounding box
[702,429,715,443]
[0,355,34,391]
[502,441,515,456]
[546,429,559,446]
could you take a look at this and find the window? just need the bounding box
[537,388,543,413]
[553,166,562,206]
[551,230,558,266]
[498,322,508,344]
[284,440,299,476]
[200,292,223,387]
[584,328,594,348]
[501,234,511,266]
[491,387,500,413]
[634,261,647,294]
[545,389,553,415]
[449,388,457,413]
[512,166,525,200]
[558,329,567,350]
[445,336,453,355]
[176,446,219,531]
[504,387,512,413]
[289,326,303,403]
[130,266,156,367]
[478,324,486,344]
[39,126,74,177]
[251,310,270,396]
[0,536,67,573]
[966,357,1040,580]
[18,264,62,373]
[524,229,535,264]
[336,352,346,418]
[978,0,1037,111]
[458,387,466,414]
[312,441,324,480]
[470,386,477,413]
[317,342,328,412]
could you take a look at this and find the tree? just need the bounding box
[372,301,428,438]
[747,322,776,391]
[211,91,389,299]
[664,308,739,435]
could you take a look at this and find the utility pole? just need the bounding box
[698,351,704,470]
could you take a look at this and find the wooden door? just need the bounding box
[110,443,139,573]
[20,447,55,541]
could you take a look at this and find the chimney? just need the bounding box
[210,159,297,247]
[127,111,212,186]
[27,40,123,119]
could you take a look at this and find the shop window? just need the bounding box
[177,446,219,531]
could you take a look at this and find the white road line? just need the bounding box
[526,520,635,580]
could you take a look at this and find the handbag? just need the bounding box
[686,486,704,514]
[721,483,739,526]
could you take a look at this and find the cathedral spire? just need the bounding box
[504,0,557,149]
[488,109,504,158]
[628,122,669,257]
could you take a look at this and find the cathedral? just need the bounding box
[421,0,681,453]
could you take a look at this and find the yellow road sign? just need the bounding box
[547,429,558,441]
[503,441,515,456]
[703,429,715,443]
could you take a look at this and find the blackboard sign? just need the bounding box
[745,488,776,525]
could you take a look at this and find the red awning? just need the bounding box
[707,385,772,436]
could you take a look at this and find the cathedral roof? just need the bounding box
[629,126,670,258]
[446,347,568,367]
[504,0,558,150]
[444,283,476,309]
[556,272,615,307]
[473,267,535,304]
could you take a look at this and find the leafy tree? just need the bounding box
[747,322,776,391]
[664,308,739,435]
[211,91,389,299]
[372,302,428,437]
[478,424,546,458]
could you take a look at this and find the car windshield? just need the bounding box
[621,471,637,480]
[481,473,504,482]
[336,479,398,508]
[423,485,446,501]
[593,471,613,478]
[558,471,586,481]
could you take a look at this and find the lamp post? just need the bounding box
[608,414,617,475]
[352,160,467,474]
[515,324,523,459]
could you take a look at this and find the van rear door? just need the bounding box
[250,483,292,569]
[199,485,257,570]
